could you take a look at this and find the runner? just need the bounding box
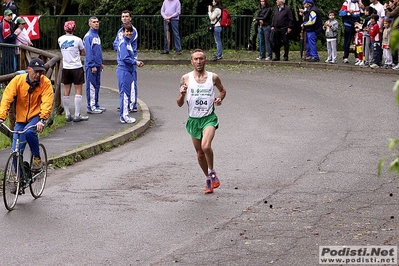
[177,49,226,194]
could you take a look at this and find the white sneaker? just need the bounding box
[265,57,271,61]
[393,65,399,70]
[354,60,361,66]
[325,59,330,63]
[358,61,364,67]
[343,58,349,64]
[120,116,136,124]
[87,108,103,114]
[73,115,89,122]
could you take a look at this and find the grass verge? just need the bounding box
[0,114,67,150]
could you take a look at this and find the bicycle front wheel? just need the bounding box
[3,153,20,211]
[29,144,48,198]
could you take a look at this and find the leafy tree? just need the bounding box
[16,0,369,18]
[18,0,86,15]
[18,0,374,50]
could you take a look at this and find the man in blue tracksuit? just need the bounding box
[113,10,139,112]
[83,16,104,114]
[301,0,322,62]
[116,24,144,124]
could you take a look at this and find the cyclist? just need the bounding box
[0,58,54,171]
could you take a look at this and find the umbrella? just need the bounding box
[269,29,274,51]
[300,29,304,59]
[166,21,171,52]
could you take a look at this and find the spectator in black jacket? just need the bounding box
[271,0,294,61]
[255,0,273,60]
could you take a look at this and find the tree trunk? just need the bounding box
[59,0,72,15]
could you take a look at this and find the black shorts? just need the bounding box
[61,67,85,85]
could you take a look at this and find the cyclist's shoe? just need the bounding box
[10,186,23,195]
[73,114,89,122]
[10,186,17,195]
[204,179,213,194]
[31,156,43,172]
[97,107,107,112]
[209,171,220,189]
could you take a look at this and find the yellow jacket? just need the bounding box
[0,74,54,122]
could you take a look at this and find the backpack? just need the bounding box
[220,8,232,27]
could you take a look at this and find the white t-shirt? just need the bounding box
[58,34,84,69]
[370,2,385,29]
[185,71,215,118]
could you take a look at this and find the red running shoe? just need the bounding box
[204,179,213,194]
[209,171,220,189]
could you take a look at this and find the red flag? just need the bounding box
[19,15,41,40]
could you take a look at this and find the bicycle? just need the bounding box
[1,123,48,211]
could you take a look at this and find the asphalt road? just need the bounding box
[0,64,398,265]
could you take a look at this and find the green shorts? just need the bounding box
[186,113,219,140]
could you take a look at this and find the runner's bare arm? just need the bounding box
[177,74,188,107]
[213,74,226,106]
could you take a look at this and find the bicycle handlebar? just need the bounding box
[0,123,37,135]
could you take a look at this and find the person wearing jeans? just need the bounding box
[208,0,223,61]
[258,26,272,60]
[213,26,223,60]
[162,19,182,54]
[369,14,382,68]
[255,0,272,60]
[160,0,182,54]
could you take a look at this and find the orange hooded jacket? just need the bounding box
[0,73,54,122]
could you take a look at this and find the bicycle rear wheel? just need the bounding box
[3,153,20,211]
[29,144,47,198]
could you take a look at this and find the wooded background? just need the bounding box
[18,0,374,22]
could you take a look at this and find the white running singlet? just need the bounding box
[185,71,215,118]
